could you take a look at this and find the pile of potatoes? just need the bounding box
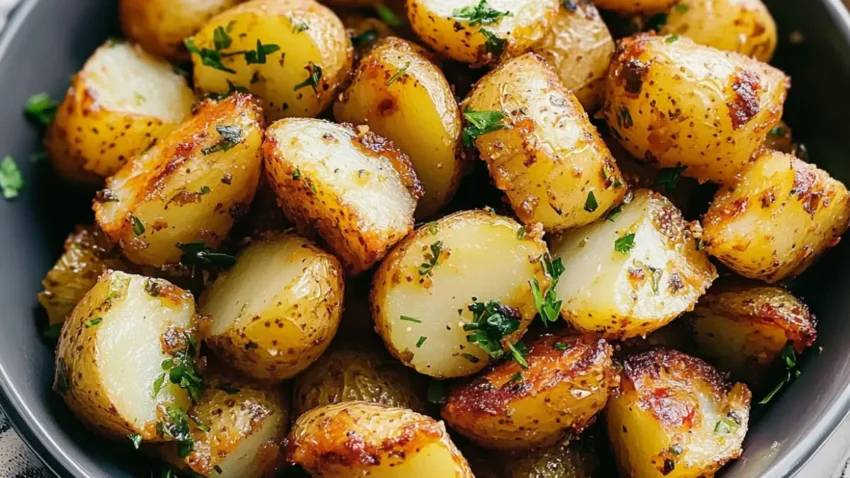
[37,0,848,476]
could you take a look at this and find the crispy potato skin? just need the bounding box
[702,150,850,282]
[334,37,465,220]
[464,53,627,232]
[287,402,474,477]
[442,335,618,450]
[606,349,751,478]
[602,34,788,184]
[94,93,264,268]
[593,0,679,14]
[189,0,352,121]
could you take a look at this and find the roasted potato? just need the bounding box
[550,189,716,339]
[702,150,850,282]
[602,34,788,184]
[201,232,344,380]
[606,348,751,478]
[531,1,615,111]
[287,401,474,477]
[407,0,559,64]
[188,0,352,121]
[334,37,464,220]
[464,53,627,232]
[371,210,549,378]
[263,118,421,275]
[442,335,618,450]
[94,93,264,268]
[45,41,194,183]
[54,271,197,440]
[593,0,678,14]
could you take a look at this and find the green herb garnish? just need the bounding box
[655,166,687,191]
[375,3,402,27]
[453,0,512,26]
[351,29,379,47]
[84,317,103,328]
[155,332,203,402]
[185,38,235,74]
[244,39,281,65]
[529,254,565,327]
[386,61,411,85]
[615,233,636,254]
[0,156,24,199]
[480,29,506,56]
[24,93,59,127]
[418,241,445,277]
[202,125,243,154]
[129,433,142,449]
[293,62,323,93]
[464,300,520,358]
[178,242,236,269]
[400,315,423,323]
[462,109,506,148]
[416,336,427,348]
[131,216,145,236]
[584,191,598,212]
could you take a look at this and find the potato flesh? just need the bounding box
[551,190,716,339]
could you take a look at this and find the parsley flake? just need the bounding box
[244,39,281,65]
[480,28,507,56]
[213,26,232,51]
[185,38,235,74]
[453,0,512,26]
[462,109,506,148]
[416,336,427,348]
[517,226,527,240]
[42,323,62,340]
[291,18,309,33]
[648,266,663,294]
[606,205,623,222]
[155,331,204,402]
[199,186,211,195]
[554,341,568,351]
[529,254,565,327]
[84,317,103,328]
[351,29,379,47]
[666,34,680,43]
[293,62,323,93]
[769,126,786,136]
[614,233,635,254]
[202,125,243,154]
[644,12,668,32]
[0,156,24,199]
[178,242,236,269]
[617,106,634,129]
[375,4,402,27]
[584,191,598,212]
[759,343,800,404]
[24,92,59,127]
[714,417,739,434]
[131,216,145,236]
[129,433,142,449]
[418,241,445,277]
[400,315,423,323]
[508,342,528,369]
[386,61,411,85]
[464,300,521,358]
[655,166,687,191]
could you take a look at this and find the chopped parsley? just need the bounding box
[480,29,506,57]
[461,352,481,363]
[584,191,598,212]
[131,216,145,236]
[553,341,568,351]
[674,3,690,13]
[184,38,235,74]
[666,34,680,43]
[292,168,302,180]
[669,444,683,455]
[418,241,445,277]
[648,266,663,294]
[178,242,236,269]
[759,342,800,404]
[769,126,786,136]
[189,414,210,433]
[618,107,634,129]
[614,233,636,254]
[217,385,240,394]
[351,29,379,47]
[202,125,243,154]
[428,379,446,404]
[655,166,687,191]
[508,372,523,383]
[462,109,506,148]
[529,254,565,326]
[154,332,204,402]
[606,205,623,222]
[386,61,411,85]
[293,62,323,93]
[42,323,62,340]
[375,3,403,27]
[464,300,520,358]
[151,374,166,399]
[714,417,739,435]
[508,341,528,369]
[644,12,668,32]
[416,336,427,348]
[129,433,142,449]
[134,92,147,105]
[214,465,223,474]
[453,0,512,26]
[24,92,59,127]
[291,18,309,33]
[0,156,24,199]
[517,226,527,240]
[158,405,193,458]
[199,186,211,195]
[244,39,281,65]
[213,26,232,51]
[400,315,423,323]
[84,317,103,328]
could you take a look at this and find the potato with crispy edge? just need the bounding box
[264,118,421,275]
[464,53,627,232]
[188,0,352,121]
[371,210,549,378]
[551,190,716,339]
[442,335,618,450]
[54,271,197,440]
[200,232,344,380]
[45,41,194,183]
[334,37,464,220]
[407,0,558,65]
[602,34,788,184]
[607,348,751,478]
[702,150,850,282]
[94,93,264,268]
[593,0,679,14]
[287,401,474,477]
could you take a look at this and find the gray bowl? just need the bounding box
[1,0,850,476]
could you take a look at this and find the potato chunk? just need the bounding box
[551,190,716,339]
[334,37,465,219]
[371,210,549,378]
[702,150,850,282]
[464,53,627,232]
[55,271,197,440]
[189,0,352,121]
[442,335,618,450]
[287,402,474,477]
[201,232,344,380]
[593,0,678,14]
[264,118,421,275]
[602,34,788,184]
[607,349,751,478]
[45,41,194,182]
[94,94,264,268]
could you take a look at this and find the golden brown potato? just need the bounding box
[464,53,627,232]
[551,190,716,339]
[531,1,615,111]
[702,150,850,282]
[45,41,194,183]
[287,401,474,477]
[188,0,352,121]
[334,37,465,220]
[607,348,751,478]
[602,34,788,184]
[263,118,421,275]
[371,210,549,378]
[593,0,678,14]
[94,94,264,268]
[201,232,344,380]
[442,335,618,450]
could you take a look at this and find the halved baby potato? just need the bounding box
[607,348,751,478]
[45,41,194,183]
[550,189,716,339]
[287,401,474,477]
[94,93,264,268]
[200,232,344,380]
[441,335,618,450]
[55,271,197,440]
[263,118,421,275]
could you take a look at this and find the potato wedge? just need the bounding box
[371,210,549,378]
[263,118,421,275]
[464,53,627,232]
[442,335,618,450]
[593,0,678,14]
[606,348,751,478]
[55,271,197,440]
[188,0,352,121]
[287,401,474,477]
[702,150,850,282]
[334,37,465,220]
[200,232,344,380]
[45,41,194,183]
[94,93,264,268]
[407,0,558,64]
[551,189,716,339]
[602,34,788,184]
